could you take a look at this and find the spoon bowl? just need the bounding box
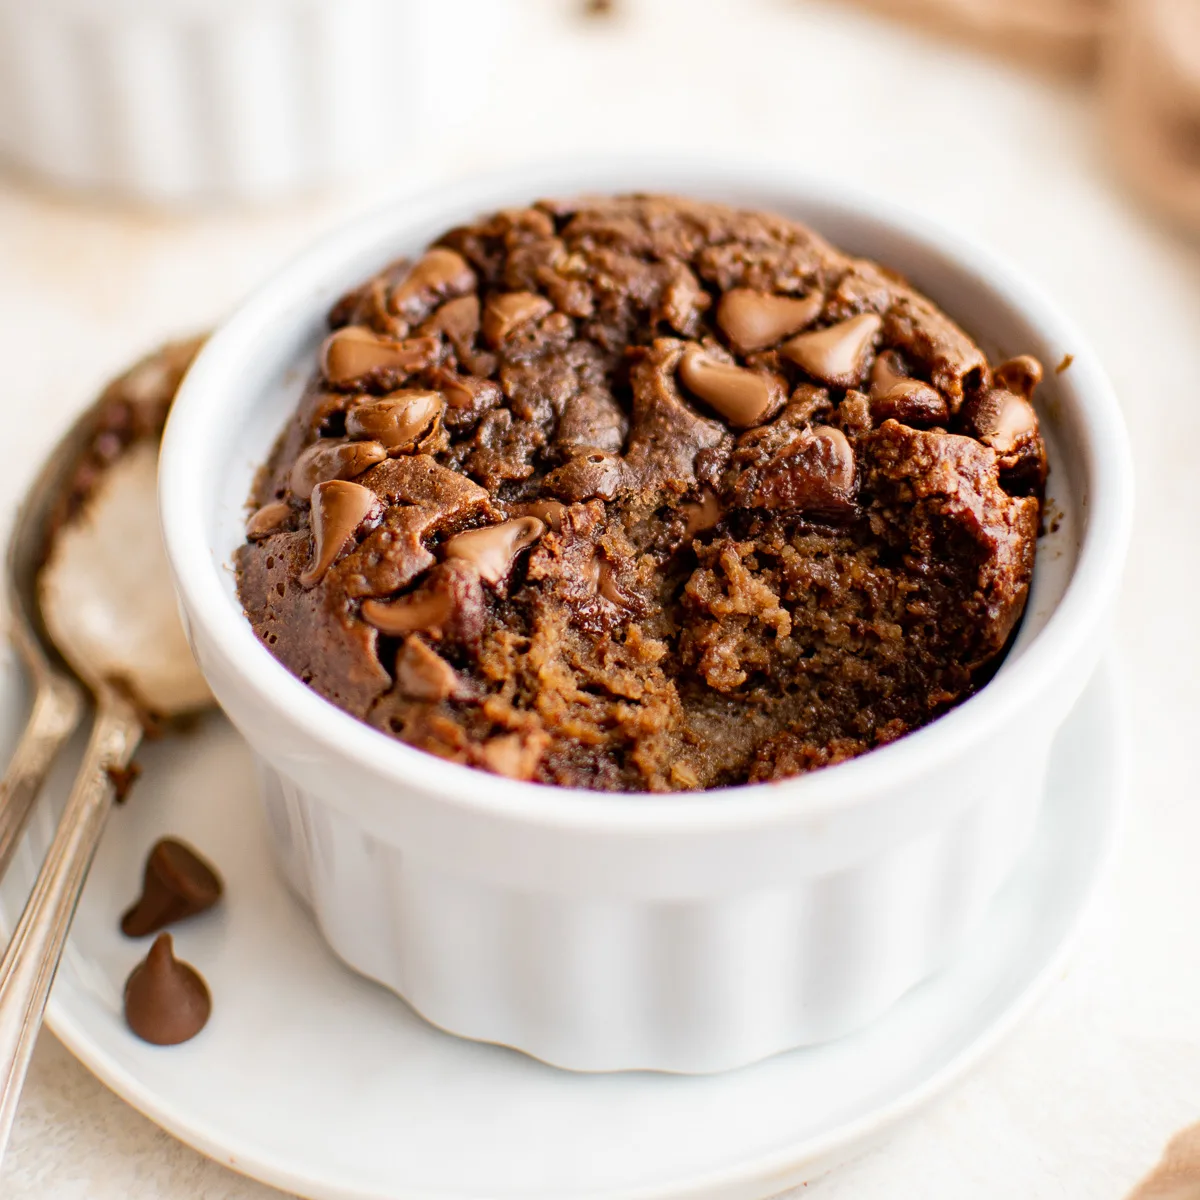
[0,336,210,1162]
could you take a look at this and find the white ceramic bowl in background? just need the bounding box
[159,160,1133,1073]
[0,0,504,204]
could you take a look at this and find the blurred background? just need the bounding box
[1,1,1198,1197]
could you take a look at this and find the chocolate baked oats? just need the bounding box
[236,195,1047,792]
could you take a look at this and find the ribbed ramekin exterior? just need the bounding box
[0,0,496,203]
[255,741,1051,1073]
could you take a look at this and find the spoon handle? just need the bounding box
[0,693,142,1159]
[0,664,86,883]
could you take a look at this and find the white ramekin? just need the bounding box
[0,0,502,204]
[159,160,1133,1073]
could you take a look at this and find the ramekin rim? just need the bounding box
[159,155,1134,832]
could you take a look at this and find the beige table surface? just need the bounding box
[0,1,1196,1196]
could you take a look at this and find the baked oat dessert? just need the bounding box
[236,195,1047,792]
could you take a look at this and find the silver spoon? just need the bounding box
[0,338,211,1155]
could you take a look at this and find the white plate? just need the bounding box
[0,661,1124,1200]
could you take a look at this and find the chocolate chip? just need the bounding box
[345,392,443,452]
[780,313,882,387]
[993,355,1043,401]
[395,636,462,702]
[716,288,824,353]
[121,838,224,938]
[423,294,481,355]
[734,424,856,513]
[390,248,476,314]
[593,557,628,607]
[360,559,487,649]
[320,327,439,387]
[124,933,211,1046]
[300,480,383,587]
[868,350,949,426]
[363,589,455,638]
[436,372,494,411]
[443,517,545,585]
[520,498,567,531]
[482,292,554,346]
[289,440,388,496]
[478,732,545,780]
[543,449,625,502]
[677,348,786,429]
[245,501,290,540]
[680,489,721,538]
[964,387,1039,454]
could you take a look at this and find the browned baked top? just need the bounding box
[236,195,1046,792]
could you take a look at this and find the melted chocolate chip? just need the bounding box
[390,248,476,314]
[345,392,443,451]
[478,732,544,780]
[289,440,388,496]
[677,348,785,429]
[680,489,722,538]
[320,327,438,387]
[869,350,949,426]
[361,559,486,649]
[443,517,545,586]
[395,636,462,702]
[966,388,1039,454]
[716,288,823,353]
[121,838,224,937]
[482,292,554,346]
[993,355,1043,401]
[124,933,211,1045]
[363,590,454,637]
[245,501,291,540]
[520,499,567,531]
[300,480,383,587]
[780,313,882,387]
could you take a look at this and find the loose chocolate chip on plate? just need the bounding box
[677,348,786,429]
[443,517,545,585]
[300,480,383,587]
[124,933,211,1046]
[716,288,824,354]
[780,313,883,388]
[121,838,224,937]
